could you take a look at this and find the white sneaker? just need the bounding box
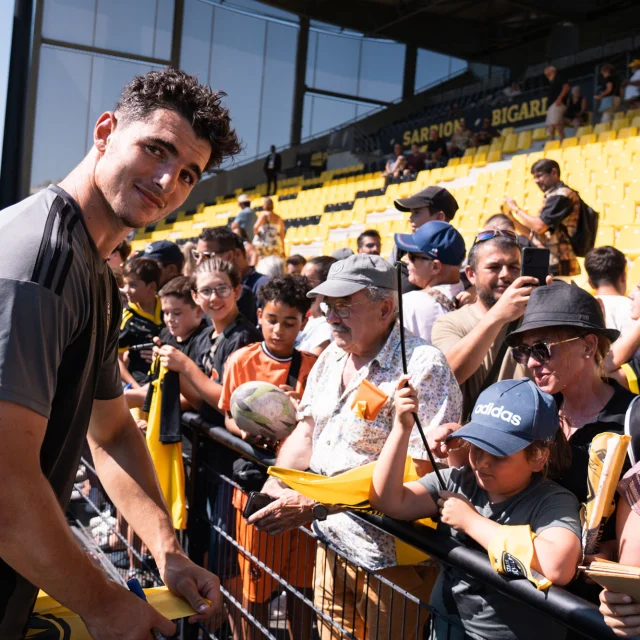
[269,592,287,620]
[89,514,115,530]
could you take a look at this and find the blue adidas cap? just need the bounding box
[447,379,559,456]
[394,221,466,266]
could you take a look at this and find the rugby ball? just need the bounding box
[230,381,296,440]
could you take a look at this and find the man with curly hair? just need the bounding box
[0,68,240,638]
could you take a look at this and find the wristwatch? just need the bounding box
[312,502,329,521]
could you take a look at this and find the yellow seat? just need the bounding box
[447,157,460,167]
[532,127,548,141]
[459,155,475,166]
[560,137,578,149]
[489,137,504,151]
[613,112,626,121]
[454,164,470,179]
[618,126,638,140]
[544,139,561,151]
[628,257,640,292]
[595,226,616,247]
[516,130,532,151]
[472,153,488,167]
[616,225,640,256]
[598,130,617,143]
[576,125,593,137]
[458,213,481,232]
[632,115,640,129]
[476,145,490,155]
[612,118,630,132]
[502,133,518,154]
[441,166,457,181]
[487,150,502,163]
[501,127,514,136]
[605,202,635,228]
[579,133,597,146]
[463,147,476,157]
[594,122,611,135]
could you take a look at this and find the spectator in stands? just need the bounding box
[504,282,634,605]
[564,86,589,128]
[0,67,239,636]
[503,80,522,100]
[622,58,640,110]
[297,256,337,355]
[253,196,285,259]
[256,255,285,278]
[286,254,306,275]
[232,194,257,241]
[431,230,535,418]
[448,117,474,157]
[585,246,631,332]
[181,241,197,278]
[544,65,570,140]
[382,143,406,182]
[263,144,282,196]
[402,142,426,176]
[504,158,581,276]
[219,275,316,640]
[395,221,466,343]
[108,239,132,271]
[144,239,185,287]
[195,227,268,323]
[425,128,448,169]
[483,213,531,249]
[371,378,581,640]
[119,258,163,387]
[390,185,459,293]
[155,258,261,426]
[357,229,381,255]
[474,116,499,146]
[599,454,640,636]
[248,254,462,640]
[595,63,622,123]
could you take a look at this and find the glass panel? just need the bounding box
[358,39,404,102]
[154,0,175,60]
[257,21,297,155]
[311,32,359,95]
[309,95,357,137]
[94,0,173,59]
[451,56,468,75]
[306,30,317,87]
[301,94,313,141]
[180,0,214,81]
[208,6,266,161]
[31,46,93,188]
[42,0,97,47]
[415,49,451,91]
[0,0,13,175]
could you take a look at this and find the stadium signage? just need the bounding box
[384,89,550,151]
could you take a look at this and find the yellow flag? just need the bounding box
[268,457,436,565]
[29,587,195,638]
[147,365,187,530]
[583,431,631,554]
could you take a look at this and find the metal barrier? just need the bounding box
[181,412,619,640]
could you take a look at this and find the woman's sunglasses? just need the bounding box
[472,229,518,246]
[511,336,582,365]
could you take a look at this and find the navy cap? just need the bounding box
[144,240,184,265]
[394,186,459,220]
[447,379,558,456]
[394,221,466,266]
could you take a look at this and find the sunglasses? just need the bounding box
[473,229,518,246]
[192,249,231,261]
[407,252,434,263]
[511,336,582,365]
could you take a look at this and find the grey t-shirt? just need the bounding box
[419,466,581,640]
[235,206,257,241]
[0,185,122,637]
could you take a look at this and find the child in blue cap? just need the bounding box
[371,377,582,640]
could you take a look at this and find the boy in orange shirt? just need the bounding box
[219,275,317,640]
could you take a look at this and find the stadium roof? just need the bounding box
[261,0,637,67]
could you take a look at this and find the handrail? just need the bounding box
[182,412,617,640]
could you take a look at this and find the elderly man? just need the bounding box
[249,254,462,640]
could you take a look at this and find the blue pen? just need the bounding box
[127,578,169,640]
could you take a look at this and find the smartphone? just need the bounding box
[520,247,550,286]
[243,491,275,519]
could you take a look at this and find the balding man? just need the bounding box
[248,254,462,640]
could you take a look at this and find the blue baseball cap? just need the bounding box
[144,240,184,265]
[394,221,466,266]
[447,379,559,456]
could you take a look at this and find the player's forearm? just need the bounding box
[0,466,113,619]
[442,311,506,384]
[88,420,182,568]
[181,358,223,408]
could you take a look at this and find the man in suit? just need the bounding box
[264,145,282,195]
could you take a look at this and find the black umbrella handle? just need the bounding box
[395,263,446,490]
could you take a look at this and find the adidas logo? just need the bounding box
[474,402,522,426]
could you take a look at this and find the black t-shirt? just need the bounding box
[548,73,569,105]
[0,186,122,636]
[605,73,622,98]
[426,138,447,157]
[198,314,262,425]
[158,319,211,367]
[404,152,426,172]
[238,284,258,326]
[119,299,164,383]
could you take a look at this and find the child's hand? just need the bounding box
[437,490,477,532]
[279,384,301,411]
[394,374,418,430]
[156,344,188,373]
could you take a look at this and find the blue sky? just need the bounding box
[0,0,15,175]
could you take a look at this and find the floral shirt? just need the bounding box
[298,323,462,571]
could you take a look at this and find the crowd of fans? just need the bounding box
[106,151,640,638]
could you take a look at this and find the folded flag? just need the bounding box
[350,379,388,421]
[268,457,436,565]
